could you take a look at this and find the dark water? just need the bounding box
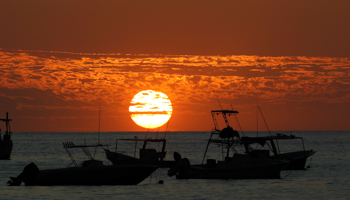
[0,131,349,199]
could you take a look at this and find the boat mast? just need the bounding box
[0,112,12,140]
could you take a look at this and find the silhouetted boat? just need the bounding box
[241,134,316,170]
[104,138,176,168]
[248,105,316,170]
[168,110,289,179]
[0,112,13,160]
[8,142,157,186]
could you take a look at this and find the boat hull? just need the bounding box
[276,150,316,170]
[0,140,13,160]
[105,149,176,168]
[175,161,289,179]
[23,164,157,186]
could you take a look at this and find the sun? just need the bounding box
[129,90,173,129]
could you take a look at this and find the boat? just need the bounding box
[248,105,316,170]
[8,142,158,186]
[104,137,176,168]
[0,112,13,160]
[241,134,316,170]
[167,109,289,179]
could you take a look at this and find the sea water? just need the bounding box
[0,131,349,199]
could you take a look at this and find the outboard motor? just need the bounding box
[168,152,190,177]
[8,162,39,186]
[173,151,182,162]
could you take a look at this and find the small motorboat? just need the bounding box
[169,152,289,179]
[168,109,289,179]
[241,135,316,170]
[8,142,157,186]
[246,105,316,170]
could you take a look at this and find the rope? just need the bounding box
[284,169,292,177]
[307,155,313,168]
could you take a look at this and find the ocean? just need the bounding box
[0,131,349,199]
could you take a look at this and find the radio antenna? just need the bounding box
[98,97,101,144]
[217,98,223,110]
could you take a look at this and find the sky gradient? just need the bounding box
[1,0,350,57]
[1,1,350,132]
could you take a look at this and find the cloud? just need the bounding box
[1,49,350,131]
[1,50,350,106]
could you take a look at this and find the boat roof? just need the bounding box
[117,138,166,142]
[211,110,239,114]
[241,135,303,144]
[63,142,109,149]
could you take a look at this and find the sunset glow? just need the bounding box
[1,2,349,197]
[129,90,172,129]
[1,49,350,131]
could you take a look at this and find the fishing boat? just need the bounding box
[104,137,176,168]
[167,110,289,179]
[8,142,157,186]
[242,134,316,170]
[249,105,316,170]
[0,112,13,160]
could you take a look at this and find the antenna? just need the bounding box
[94,98,101,158]
[145,121,152,139]
[257,104,259,137]
[258,105,271,136]
[217,98,223,110]
[165,120,170,138]
[98,98,101,145]
[231,104,244,136]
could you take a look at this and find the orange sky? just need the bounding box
[1,50,349,132]
[1,0,350,57]
[1,1,350,132]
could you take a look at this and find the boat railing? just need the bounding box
[63,142,109,167]
[114,138,166,159]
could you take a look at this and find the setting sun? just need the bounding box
[129,90,173,129]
